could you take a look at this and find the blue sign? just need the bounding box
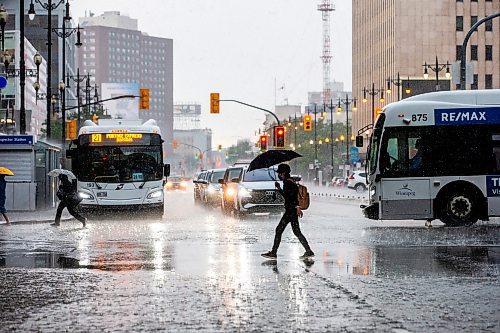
[486,176,500,197]
[350,146,360,164]
[0,75,7,89]
[0,135,34,145]
[435,107,500,125]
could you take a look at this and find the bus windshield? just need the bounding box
[78,146,163,183]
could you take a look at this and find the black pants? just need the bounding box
[272,208,311,253]
[55,201,86,224]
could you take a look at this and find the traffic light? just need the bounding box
[210,93,220,114]
[303,115,312,131]
[274,126,285,148]
[218,144,222,151]
[66,119,77,140]
[259,135,268,151]
[92,114,99,124]
[140,88,150,110]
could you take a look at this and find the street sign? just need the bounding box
[210,93,220,114]
[0,75,7,89]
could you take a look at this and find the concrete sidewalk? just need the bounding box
[304,182,368,202]
[0,208,74,225]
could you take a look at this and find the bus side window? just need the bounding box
[492,134,500,173]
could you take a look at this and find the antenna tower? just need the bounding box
[317,0,335,104]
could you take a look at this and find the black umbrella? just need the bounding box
[247,149,302,172]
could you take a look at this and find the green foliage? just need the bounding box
[226,140,255,165]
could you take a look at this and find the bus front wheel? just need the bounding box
[439,191,479,227]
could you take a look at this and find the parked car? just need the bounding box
[201,168,226,207]
[220,166,284,217]
[332,177,344,187]
[165,176,188,191]
[347,171,368,192]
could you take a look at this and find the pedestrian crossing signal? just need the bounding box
[260,135,268,151]
[210,93,220,114]
[274,126,285,148]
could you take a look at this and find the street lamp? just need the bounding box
[0,4,8,51]
[29,0,67,140]
[386,72,405,101]
[337,95,357,176]
[422,56,451,91]
[362,83,385,125]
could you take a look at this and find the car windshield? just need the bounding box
[78,146,163,183]
[168,177,182,182]
[210,171,225,183]
[243,168,278,182]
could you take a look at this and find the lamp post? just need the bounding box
[337,95,357,176]
[362,83,385,125]
[422,56,450,91]
[29,0,67,140]
[58,80,65,147]
[386,72,403,101]
[66,68,86,129]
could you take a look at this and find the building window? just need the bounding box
[485,75,493,89]
[456,16,463,31]
[485,19,493,31]
[471,16,478,27]
[471,74,478,90]
[486,45,493,61]
[456,45,463,61]
[471,45,478,60]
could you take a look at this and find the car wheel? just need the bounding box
[439,191,479,227]
[355,183,366,193]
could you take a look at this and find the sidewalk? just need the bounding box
[0,208,74,225]
[304,183,368,202]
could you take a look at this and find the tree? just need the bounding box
[226,140,255,165]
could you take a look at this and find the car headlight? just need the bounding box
[180,181,187,187]
[78,192,94,200]
[239,187,252,197]
[226,188,235,197]
[147,190,163,199]
[166,181,173,187]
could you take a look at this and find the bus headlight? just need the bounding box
[78,192,94,200]
[147,190,163,199]
[370,186,376,197]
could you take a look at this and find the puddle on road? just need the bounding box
[317,246,500,278]
[0,252,81,269]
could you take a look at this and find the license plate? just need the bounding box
[97,192,107,197]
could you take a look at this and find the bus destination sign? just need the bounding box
[81,133,150,146]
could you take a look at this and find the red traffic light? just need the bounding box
[259,135,268,151]
[274,126,285,148]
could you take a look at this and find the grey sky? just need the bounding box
[72,0,352,147]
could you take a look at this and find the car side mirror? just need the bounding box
[217,178,224,184]
[200,180,208,185]
[356,135,364,148]
[231,177,240,183]
[163,164,170,177]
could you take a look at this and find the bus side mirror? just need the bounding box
[164,164,170,177]
[356,135,364,148]
[66,149,76,159]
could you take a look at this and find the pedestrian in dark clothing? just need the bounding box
[0,175,10,225]
[52,174,87,227]
[262,164,314,260]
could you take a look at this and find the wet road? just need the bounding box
[1,189,499,332]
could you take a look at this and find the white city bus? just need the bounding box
[359,89,500,226]
[67,119,170,218]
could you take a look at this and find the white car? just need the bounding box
[347,171,368,192]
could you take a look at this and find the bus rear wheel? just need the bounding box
[439,192,478,227]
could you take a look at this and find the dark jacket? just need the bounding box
[57,176,80,205]
[276,177,299,210]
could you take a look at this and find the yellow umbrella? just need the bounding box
[0,167,15,176]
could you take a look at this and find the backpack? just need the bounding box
[296,182,310,210]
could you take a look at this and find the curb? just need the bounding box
[1,217,75,225]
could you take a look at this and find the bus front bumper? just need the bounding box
[77,202,164,215]
[361,203,379,220]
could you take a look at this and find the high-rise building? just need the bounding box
[77,11,173,156]
[352,0,499,142]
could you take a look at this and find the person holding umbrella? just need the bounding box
[0,167,14,225]
[261,163,314,260]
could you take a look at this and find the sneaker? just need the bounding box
[299,251,315,260]
[82,218,87,227]
[50,222,60,227]
[261,251,277,260]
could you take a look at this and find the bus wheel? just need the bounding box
[355,184,366,193]
[440,192,478,227]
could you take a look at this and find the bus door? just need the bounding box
[379,129,432,220]
[488,133,500,216]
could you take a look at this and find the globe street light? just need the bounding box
[422,56,451,91]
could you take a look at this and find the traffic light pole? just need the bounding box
[64,95,136,111]
[219,99,280,125]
